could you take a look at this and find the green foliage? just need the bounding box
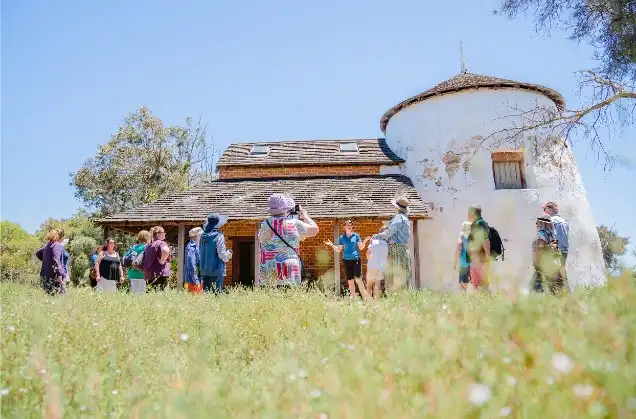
[0,221,40,282]
[71,107,216,216]
[597,225,630,274]
[1,282,636,417]
[497,0,636,83]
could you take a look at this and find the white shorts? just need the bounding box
[130,280,147,294]
[95,279,117,292]
[366,268,384,282]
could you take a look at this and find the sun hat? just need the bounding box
[203,213,229,233]
[391,196,410,213]
[536,214,552,223]
[267,193,295,216]
[189,227,203,238]
[460,221,472,237]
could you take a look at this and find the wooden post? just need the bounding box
[103,226,110,241]
[333,221,340,295]
[413,219,420,290]
[177,223,185,291]
[254,223,260,287]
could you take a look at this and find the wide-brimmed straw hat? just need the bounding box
[391,197,410,213]
[267,193,295,216]
[189,227,203,238]
[203,213,228,233]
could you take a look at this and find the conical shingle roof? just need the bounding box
[380,72,565,132]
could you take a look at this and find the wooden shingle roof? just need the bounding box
[216,138,404,167]
[380,72,566,132]
[97,175,431,226]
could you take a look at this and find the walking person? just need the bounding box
[88,245,102,288]
[453,221,472,291]
[258,194,319,288]
[365,226,389,299]
[143,226,172,291]
[466,205,491,291]
[123,230,151,294]
[35,228,67,295]
[184,227,203,293]
[542,201,569,285]
[95,238,124,292]
[199,214,232,294]
[373,197,413,295]
[324,220,370,298]
[532,215,567,294]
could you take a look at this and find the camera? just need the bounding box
[289,204,301,219]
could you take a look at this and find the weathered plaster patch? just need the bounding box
[442,151,462,178]
[423,165,439,180]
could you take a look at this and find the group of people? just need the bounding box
[451,201,569,294]
[34,193,569,297]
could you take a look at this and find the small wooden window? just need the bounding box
[491,150,526,189]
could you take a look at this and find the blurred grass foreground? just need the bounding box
[1,277,636,418]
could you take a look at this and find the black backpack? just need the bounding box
[488,227,505,261]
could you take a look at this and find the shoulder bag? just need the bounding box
[266,220,306,281]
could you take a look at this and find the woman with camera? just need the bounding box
[258,194,319,287]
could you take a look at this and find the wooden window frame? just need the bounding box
[491,150,526,189]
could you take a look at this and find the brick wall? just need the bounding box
[213,217,389,287]
[218,164,382,179]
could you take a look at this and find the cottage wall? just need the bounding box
[217,217,389,288]
[218,164,382,179]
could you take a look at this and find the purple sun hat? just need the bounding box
[268,193,295,215]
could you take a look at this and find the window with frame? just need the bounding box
[491,150,526,189]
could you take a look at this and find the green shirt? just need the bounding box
[125,243,147,280]
[467,217,490,262]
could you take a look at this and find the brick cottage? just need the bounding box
[98,139,432,289]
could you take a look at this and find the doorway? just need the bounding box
[232,237,255,288]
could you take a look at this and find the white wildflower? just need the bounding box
[7,326,15,333]
[441,304,448,310]
[468,383,492,406]
[1,388,9,397]
[92,322,99,327]
[112,390,118,395]
[309,389,322,399]
[318,413,328,419]
[502,357,511,364]
[500,406,512,416]
[627,397,636,410]
[288,373,297,381]
[360,319,369,325]
[552,353,575,373]
[347,344,355,351]
[321,357,328,365]
[573,384,594,398]
[545,377,555,385]
[18,388,27,393]
[179,333,189,342]
[506,376,517,386]
[80,406,87,411]
[380,390,390,400]
[298,369,308,379]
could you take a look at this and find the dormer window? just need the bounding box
[491,150,526,189]
[250,145,270,156]
[339,142,358,153]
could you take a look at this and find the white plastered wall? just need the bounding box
[384,88,605,291]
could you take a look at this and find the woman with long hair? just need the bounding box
[35,228,67,295]
[95,238,124,292]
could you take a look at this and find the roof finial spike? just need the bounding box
[460,41,467,74]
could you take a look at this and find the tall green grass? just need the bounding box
[1,278,635,418]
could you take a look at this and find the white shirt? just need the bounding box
[367,239,388,270]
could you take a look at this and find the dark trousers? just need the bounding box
[148,275,168,291]
[202,275,224,294]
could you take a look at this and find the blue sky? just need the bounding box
[1,0,634,261]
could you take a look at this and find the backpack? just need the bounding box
[488,227,505,261]
[122,249,135,268]
[131,250,144,271]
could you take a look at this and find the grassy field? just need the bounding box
[1,279,635,418]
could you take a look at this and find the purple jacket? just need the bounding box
[36,242,65,279]
[143,240,171,277]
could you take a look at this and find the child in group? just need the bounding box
[366,226,389,299]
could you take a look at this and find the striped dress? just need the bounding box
[258,216,311,286]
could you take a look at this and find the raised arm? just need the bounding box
[298,208,319,237]
[324,240,344,253]
[216,234,232,262]
[357,236,370,250]
[375,217,399,240]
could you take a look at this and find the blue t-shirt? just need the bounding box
[339,233,361,260]
[459,236,470,268]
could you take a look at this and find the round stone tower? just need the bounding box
[381,72,605,291]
